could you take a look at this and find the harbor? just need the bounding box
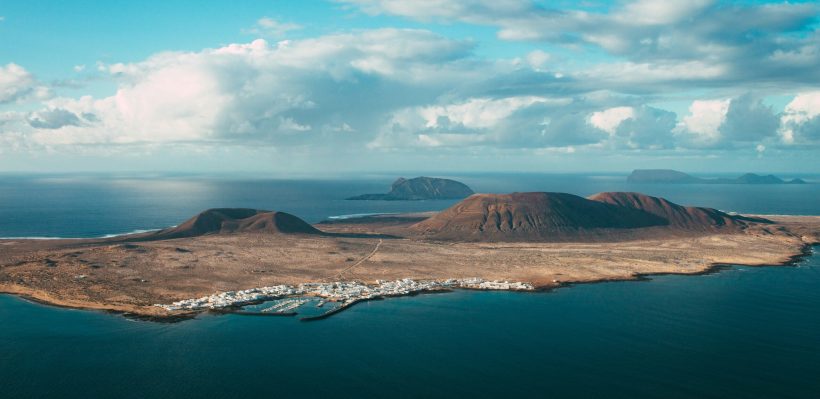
[155,278,534,320]
[210,309,297,317]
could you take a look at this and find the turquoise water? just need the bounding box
[1,252,819,398]
[1,173,819,398]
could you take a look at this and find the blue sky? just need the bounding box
[1,0,819,174]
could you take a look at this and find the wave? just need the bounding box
[326,212,394,220]
[0,228,160,240]
[99,229,158,238]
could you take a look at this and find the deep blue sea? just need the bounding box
[1,173,819,398]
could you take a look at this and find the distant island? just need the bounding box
[627,169,807,184]
[347,176,474,200]
[1,190,817,321]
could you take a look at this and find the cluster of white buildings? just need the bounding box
[156,285,299,311]
[155,278,534,312]
[458,279,533,290]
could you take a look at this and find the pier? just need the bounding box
[209,309,296,317]
[300,299,369,322]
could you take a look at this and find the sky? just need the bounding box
[1,0,819,174]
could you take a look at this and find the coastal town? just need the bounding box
[155,278,535,317]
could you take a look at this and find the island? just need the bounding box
[627,169,807,184]
[346,176,474,200]
[1,191,817,321]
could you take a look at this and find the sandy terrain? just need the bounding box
[1,215,818,319]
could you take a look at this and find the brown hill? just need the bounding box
[143,208,321,240]
[587,192,770,230]
[409,192,668,242]
[409,191,771,242]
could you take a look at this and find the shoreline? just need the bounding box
[550,242,816,292]
[2,242,815,323]
[1,290,199,323]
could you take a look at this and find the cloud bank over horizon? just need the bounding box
[0,0,818,173]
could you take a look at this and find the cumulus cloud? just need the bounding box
[535,112,608,147]
[2,10,818,164]
[780,91,820,144]
[340,0,820,91]
[595,106,677,149]
[525,50,551,71]
[719,94,779,143]
[369,95,611,150]
[589,107,634,134]
[613,0,712,26]
[675,94,781,148]
[417,96,558,129]
[342,0,534,22]
[677,99,730,146]
[16,30,484,148]
[368,96,547,149]
[0,63,50,104]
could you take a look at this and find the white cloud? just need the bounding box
[613,0,713,25]
[339,0,820,91]
[243,17,302,38]
[589,107,634,134]
[418,96,556,129]
[3,13,818,165]
[15,30,482,149]
[525,50,550,70]
[678,99,730,145]
[368,95,575,149]
[580,61,728,86]
[416,132,487,147]
[342,0,532,21]
[781,92,820,128]
[589,105,677,149]
[614,106,678,149]
[673,95,780,148]
[780,91,820,144]
[278,117,311,132]
[0,63,50,104]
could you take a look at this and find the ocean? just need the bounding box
[0,173,818,238]
[1,173,819,398]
